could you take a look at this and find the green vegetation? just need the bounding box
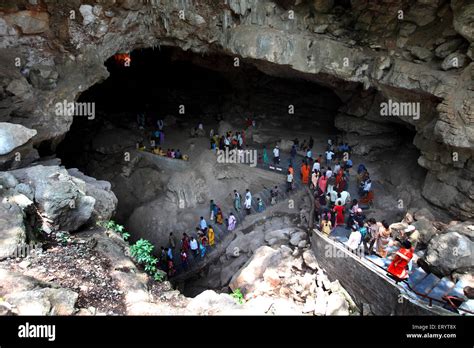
[98,220,164,282]
[56,231,70,246]
[130,239,165,282]
[97,220,130,241]
[231,288,244,304]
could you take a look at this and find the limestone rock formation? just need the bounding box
[426,228,473,275]
[0,0,472,219]
[0,199,26,260]
[0,122,36,156]
[8,165,116,232]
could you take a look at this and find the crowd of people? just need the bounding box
[135,115,190,161]
[158,186,269,276]
[137,114,411,281]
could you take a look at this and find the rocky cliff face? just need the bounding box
[0,0,473,220]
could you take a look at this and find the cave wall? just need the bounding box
[0,0,473,219]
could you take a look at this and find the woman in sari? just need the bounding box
[233,190,241,212]
[311,170,319,190]
[207,226,215,247]
[333,201,345,226]
[301,162,310,185]
[228,213,237,231]
[376,220,391,258]
[387,240,414,280]
[199,241,206,258]
[318,173,328,193]
[216,208,224,224]
[321,216,332,235]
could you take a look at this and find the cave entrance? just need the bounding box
[56,46,344,224]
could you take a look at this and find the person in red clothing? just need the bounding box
[181,233,190,252]
[387,240,414,280]
[301,162,310,185]
[333,201,345,226]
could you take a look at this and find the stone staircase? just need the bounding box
[330,227,473,314]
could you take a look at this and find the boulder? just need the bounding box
[0,123,37,156]
[451,0,474,42]
[225,231,249,257]
[325,292,349,315]
[441,53,468,70]
[0,200,26,260]
[6,11,49,34]
[6,78,33,99]
[219,256,248,286]
[408,46,434,61]
[4,288,78,315]
[314,287,328,315]
[0,172,18,189]
[424,230,473,276]
[413,207,435,222]
[412,217,438,245]
[229,246,282,294]
[302,250,319,270]
[186,290,239,314]
[264,228,291,246]
[79,5,97,26]
[68,168,117,221]
[289,230,307,247]
[10,165,98,232]
[435,39,464,58]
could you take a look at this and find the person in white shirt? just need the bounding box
[286,172,293,192]
[334,162,341,174]
[312,161,320,172]
[326,167,333,179]
[345,225,362,251]
[336,190,351,206]
[363,179,372,195]
[325,150,334,165]
[273,146,280,165]
[244,189,252,215]
[329,187,338,204]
